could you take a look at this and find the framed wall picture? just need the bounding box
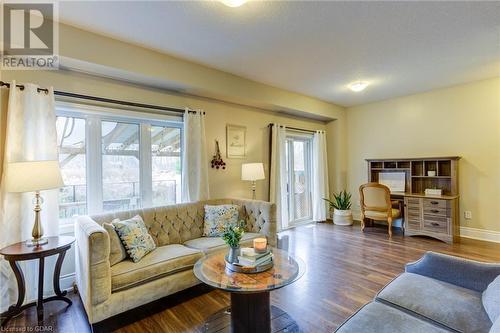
[226,124,246,158]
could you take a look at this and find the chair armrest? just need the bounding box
[230,198,277,247]
[405,251,500,292]
[75,215,112,312]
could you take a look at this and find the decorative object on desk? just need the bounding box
[241,162,265,199]
[221,221,245,263]
[379,172,406,192]
[226,124,246,158]
[4,160,64,246]
[210,140,226,170]
[253,237,267,253]
[427,170,436,177]
[323,190,353,226]
[425,188,442,196]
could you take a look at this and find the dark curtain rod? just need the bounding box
[0,81,204,115]
[268,123,321,134]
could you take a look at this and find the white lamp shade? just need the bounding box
[241,163,265,181]
[4,160,64,193]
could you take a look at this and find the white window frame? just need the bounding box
[56,101,183,223]
[286,131,313,225]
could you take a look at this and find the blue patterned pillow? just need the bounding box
[113,215,156,262]
[204,205,240,237]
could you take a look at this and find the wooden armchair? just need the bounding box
[359,183,401,237]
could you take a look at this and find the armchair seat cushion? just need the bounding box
[335,301,451,333]
[364,208,400,220]
[183,233,264,254]
[376,273,492,333]
[111,244,203,292]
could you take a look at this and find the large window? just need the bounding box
[56,103,182,222]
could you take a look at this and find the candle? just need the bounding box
[253,238,267,252]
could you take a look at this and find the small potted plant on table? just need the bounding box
[222,222,245,263]
[324,190,353,226]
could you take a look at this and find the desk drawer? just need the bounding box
[406,197,421,206]
[407,209,421,219]
[423,215,448,234]
[423,206,449,217]
[423,199,448,209]
[406,218,421,231]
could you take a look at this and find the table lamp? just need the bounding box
[241,163,265,199]
[4,160,64,246]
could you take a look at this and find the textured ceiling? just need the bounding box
[58,1,500,107]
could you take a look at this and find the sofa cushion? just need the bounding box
[184,232,264,254]
[110,244,203,292]
[377,272,492,333]
[103,221,127,266]
[490,317,500,333]
[483,275,500,323]
[204,204,240,236]
[335,301,451,333]
[114,215,157,262]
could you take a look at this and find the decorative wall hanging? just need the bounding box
[226,124,246,158]
[211,140,226,169]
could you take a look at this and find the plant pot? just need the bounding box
[227,246,240,264]
[333,209,353,226]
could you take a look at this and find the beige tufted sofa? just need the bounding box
[75,198,276,324]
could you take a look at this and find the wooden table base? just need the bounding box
[1,247,72,327]
[203,292,300,333]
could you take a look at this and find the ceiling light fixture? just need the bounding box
[220,0,247,7]
[349,81,369,92]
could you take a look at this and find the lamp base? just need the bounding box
[26,238,48,247]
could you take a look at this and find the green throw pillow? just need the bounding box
[113,215,156,262]
[203,204,240,237]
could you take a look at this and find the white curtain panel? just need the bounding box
[312,130,330,221]
[181,110,209,202]
[0,82,59,311]
[269,124,289,231]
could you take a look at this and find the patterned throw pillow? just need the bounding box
[113,215,156,262]
[103,220,127,266]
[204,204,240,237]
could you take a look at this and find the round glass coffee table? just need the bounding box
[193,248,305,333]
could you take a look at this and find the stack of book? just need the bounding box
[237,247,273,267]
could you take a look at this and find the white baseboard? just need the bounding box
[59,272,76,292]
[460,227,500,243]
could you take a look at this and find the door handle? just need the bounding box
[430,209,439,213]
[431,222,440,226]
[430,201,439,205]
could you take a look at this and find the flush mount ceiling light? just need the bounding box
[220,0,248,7]
[349,81,369,92]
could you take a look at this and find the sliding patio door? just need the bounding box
[286,133,313,225]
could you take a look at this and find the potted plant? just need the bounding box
[323,190,353,226]
[221,222,245,263]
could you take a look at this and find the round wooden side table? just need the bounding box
[0,236,75,327]
[194,248,305,333]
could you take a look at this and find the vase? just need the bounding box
[333,209,353,226]
[227,246,240,264]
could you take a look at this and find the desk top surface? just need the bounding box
[390,192,458,200]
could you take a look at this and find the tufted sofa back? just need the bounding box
[88,198,276,247]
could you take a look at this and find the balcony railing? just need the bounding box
[59,180,177,218]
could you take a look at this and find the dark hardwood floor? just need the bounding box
[4,223,500,333]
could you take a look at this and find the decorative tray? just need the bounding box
[224,255,273,274]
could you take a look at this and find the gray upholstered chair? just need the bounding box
[359,182,401,237]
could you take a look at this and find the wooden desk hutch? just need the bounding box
[366,157,460,243]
